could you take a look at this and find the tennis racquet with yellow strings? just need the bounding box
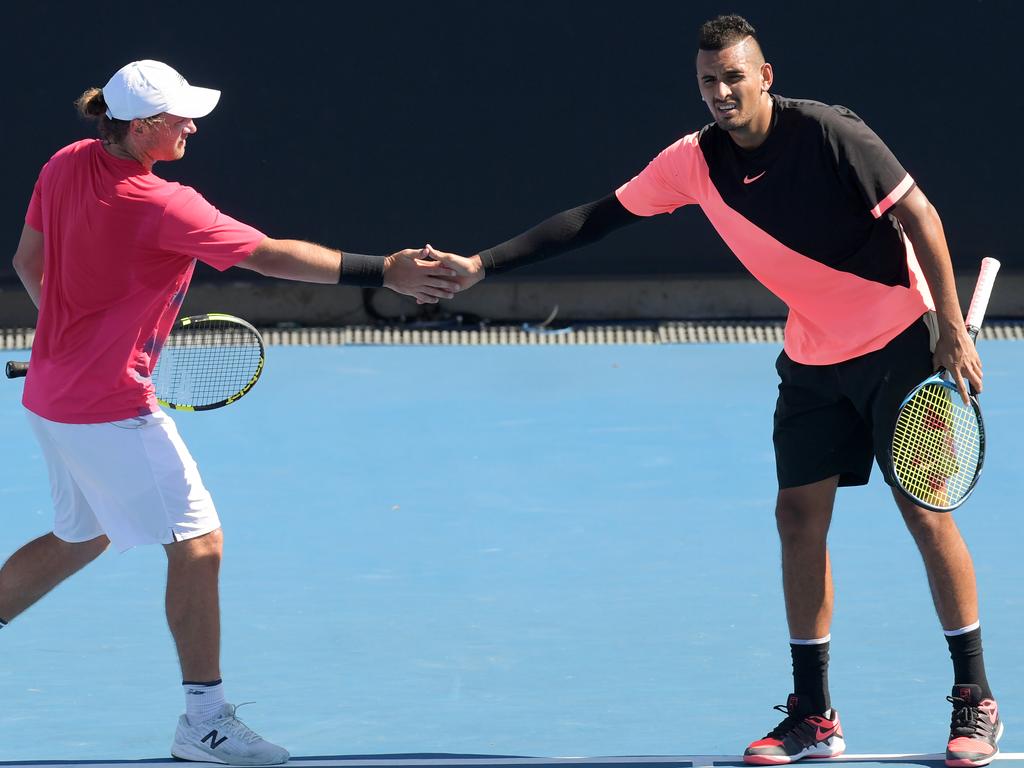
[889,258,1000,512]
[5,313,265,412]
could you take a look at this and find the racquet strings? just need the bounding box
[891,382,981,508]
[153,319,262,407]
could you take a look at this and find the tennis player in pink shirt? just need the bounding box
[8,60,456,764]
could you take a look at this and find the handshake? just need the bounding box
[381,245,484,305]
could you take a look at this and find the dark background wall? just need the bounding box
[2,0,1020,287]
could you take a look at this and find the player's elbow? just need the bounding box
[237,238,283,277]
[13,226,44,275]
[892,186,941,231]
[13,247,42,280]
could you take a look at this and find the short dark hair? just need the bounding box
[698,14,760,52]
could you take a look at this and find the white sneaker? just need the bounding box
[170,703,289,765]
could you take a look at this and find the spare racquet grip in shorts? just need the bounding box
[5,361,29,378]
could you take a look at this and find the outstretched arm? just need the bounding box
[427,193,643,293]
[891,187,981,403]
[238,238,458,304]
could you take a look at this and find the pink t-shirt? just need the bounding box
[23,139,266,423]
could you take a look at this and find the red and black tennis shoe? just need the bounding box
[744,694,845,765]
[946,684,1003,767]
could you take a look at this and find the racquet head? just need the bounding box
[153,313,265,411]
[890,372,985,512]
[890,257,998,512]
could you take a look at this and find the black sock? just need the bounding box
[791,640,831,714]
[946,626,993,699]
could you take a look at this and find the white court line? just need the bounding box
[3,755,1024,767]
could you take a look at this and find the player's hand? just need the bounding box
[420,244,486,300]
[933,322,983,405]
[383,248,460,304]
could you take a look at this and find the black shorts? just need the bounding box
[773,316,935,489]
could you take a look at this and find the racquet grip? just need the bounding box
[5,361,29,379]
[965,257,1001,336]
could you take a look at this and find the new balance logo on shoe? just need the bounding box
[171,703,290,765]
[202,730,229,749]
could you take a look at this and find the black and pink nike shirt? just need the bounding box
[616,94,934,365]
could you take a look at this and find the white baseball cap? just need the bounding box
[102,60,220,121]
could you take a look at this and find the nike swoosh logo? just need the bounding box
[814,724,839,741]
[743,171,766,184]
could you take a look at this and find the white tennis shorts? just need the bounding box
[25,409,220,551]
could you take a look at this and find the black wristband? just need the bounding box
[339,252,386,287]
[479,248,500,274]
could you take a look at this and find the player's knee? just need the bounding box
[193,528,223,561]
[83,534,109,560]
[900,502,956,541]
[203,526,224,549]
[55,533,108,567]
[167,527,223,565]
[775,500,830,542]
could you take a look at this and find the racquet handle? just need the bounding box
[5,361,29,379]
[965,257,1001,340]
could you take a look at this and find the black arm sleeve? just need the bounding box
[479,193,643,274]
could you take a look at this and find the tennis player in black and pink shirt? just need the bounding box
[429,14,1002,767]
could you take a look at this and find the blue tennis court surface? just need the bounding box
[1,343,1021,766]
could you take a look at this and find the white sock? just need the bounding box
[789,634,831,645]
[183,679,226,724]
[943,620,981,636]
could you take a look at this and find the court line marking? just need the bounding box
[3,755,1024,767]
